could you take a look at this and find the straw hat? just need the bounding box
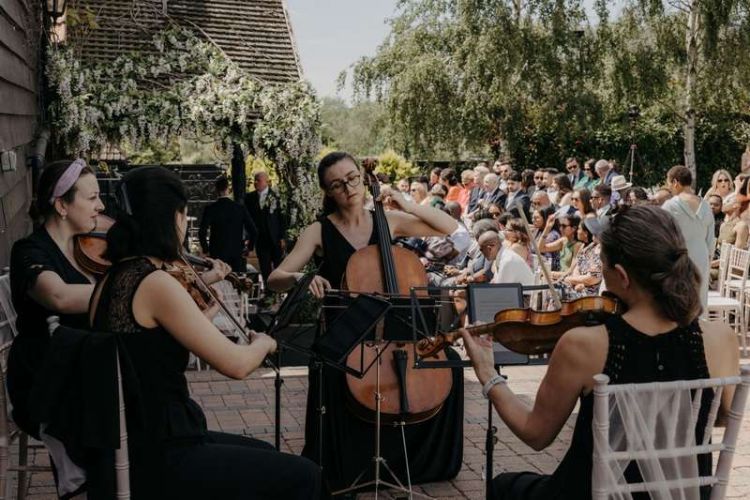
[610,175,632,192]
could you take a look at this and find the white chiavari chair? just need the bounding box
[708,242,732,299]
[707,246,748,356]
[592,365,750,500]
[0,272,51,500]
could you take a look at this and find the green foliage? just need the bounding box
[376,149,420,182]
[344,0,750,187]
[320,97,389,155]
[47,26,322,234]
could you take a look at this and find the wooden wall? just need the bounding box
[0,0,39,268]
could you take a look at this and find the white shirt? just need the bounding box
[491,246,535,286]
[258,186,270,207]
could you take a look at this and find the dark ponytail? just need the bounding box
[106,167,188,263]
[600,205,702,324]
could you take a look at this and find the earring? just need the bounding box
[61,214,67,221]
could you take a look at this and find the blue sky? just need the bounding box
[285,0,399,100]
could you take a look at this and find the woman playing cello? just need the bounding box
[268,151,469,491]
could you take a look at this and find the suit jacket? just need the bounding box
[569,170,585,186]
[244,189,286,245]
[483,187,507,208]
[467,186,484,213]
[505,192,531,219]
[199,197,257,263]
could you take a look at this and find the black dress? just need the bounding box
[303,216,464,492]
[86,258,322,499]
[8,227,92,438]
[492,315,713,500]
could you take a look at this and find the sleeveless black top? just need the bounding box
[315,215,378,287]
[494,315,712,500]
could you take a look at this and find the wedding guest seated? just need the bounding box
[707,194,724,238]
[552,174,574,207]
[558,219,601,298]
[571,188,596,219]
[532,207,561,271]
[540,215,583,278]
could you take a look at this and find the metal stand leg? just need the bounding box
[274,349,284,451]
[485,368,500,500]
[315,359,325,469]
[333,342,432,499]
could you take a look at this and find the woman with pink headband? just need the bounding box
[7,159,104,441]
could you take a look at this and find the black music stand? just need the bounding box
[408,282,562,499]
[260,272,317,450]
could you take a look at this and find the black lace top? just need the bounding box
[91,258,207,444]
[550,315,712,499]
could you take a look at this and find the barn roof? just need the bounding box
[67,0,301,84]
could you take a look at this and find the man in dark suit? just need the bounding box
[199,176,257,273]
[244,171,286,283]
[504,172,531,219]
[565,157,585,186]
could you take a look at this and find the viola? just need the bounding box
[164,259,217,312]
[182,254,257,294]
[73,214,115,276]
[341,158,452,425]
[416,294,622,357]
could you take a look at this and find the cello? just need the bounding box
[342,160,453,425]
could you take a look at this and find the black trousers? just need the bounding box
[255,238,283,283]
[164,431,325,500]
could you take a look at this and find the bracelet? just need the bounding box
[482,374,507,399]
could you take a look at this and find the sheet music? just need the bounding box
[468,284,529,364]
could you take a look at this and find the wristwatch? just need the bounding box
[482,374,507,399]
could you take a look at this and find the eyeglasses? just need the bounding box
[718,179,730,183]
[327,174,361,194]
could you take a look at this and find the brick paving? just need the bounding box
[22,364,750,499]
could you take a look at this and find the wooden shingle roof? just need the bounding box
[67,0,301,84]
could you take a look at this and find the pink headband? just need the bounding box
[49,159,86,204]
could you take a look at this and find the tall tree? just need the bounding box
[344,0,750,182]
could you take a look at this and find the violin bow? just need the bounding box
[514,200,563,310]
[179,255,278,371]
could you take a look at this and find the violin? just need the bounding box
[74,217,254,297]
[73,214,115,276]
[417,294,622,357]
[341,158,452,425]
[417,200,622,357]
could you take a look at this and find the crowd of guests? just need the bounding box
[380,158,740,308]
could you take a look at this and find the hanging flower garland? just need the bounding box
[46,26,322,234]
